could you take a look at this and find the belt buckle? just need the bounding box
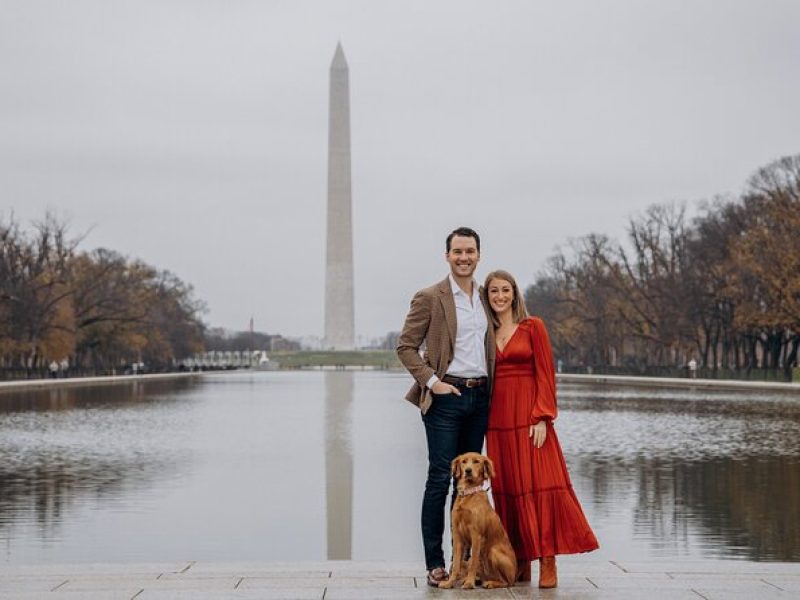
[465,378,478,388]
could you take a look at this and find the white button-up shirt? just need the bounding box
[426,274,488,388]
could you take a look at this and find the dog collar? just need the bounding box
[458,484,488,497]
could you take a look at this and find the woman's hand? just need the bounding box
[529,421,547,448]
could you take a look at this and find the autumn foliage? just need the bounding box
[525,154,800,377]
[0,215,206,375]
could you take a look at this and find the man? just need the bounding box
[396,226,495,587]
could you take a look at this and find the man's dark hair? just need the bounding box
[446,227,481,253]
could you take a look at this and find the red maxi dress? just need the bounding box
[486,316,599,560]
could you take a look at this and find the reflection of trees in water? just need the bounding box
[0,456,174,540]
[675,456,800,561]
[563,386,800,559]
[631,458,692,555]
[0,378,200,414]
[575,455,800,560]
[0,379,196,541]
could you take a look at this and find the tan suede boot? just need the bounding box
[538,556,557,588]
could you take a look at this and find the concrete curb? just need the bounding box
[558,372,800,392]
[0,372,204,392]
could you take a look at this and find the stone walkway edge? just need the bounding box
[558,373,800,392]
[0,372,202,392]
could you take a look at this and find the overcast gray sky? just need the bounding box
[2,1,799,343]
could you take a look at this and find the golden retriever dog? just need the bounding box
[439,452,517,589]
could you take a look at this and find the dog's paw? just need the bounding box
[438,580,455,589]
[461,579,476,589]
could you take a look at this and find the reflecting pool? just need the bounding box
[0,372,798,564]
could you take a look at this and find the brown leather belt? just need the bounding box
[442,375,488,388]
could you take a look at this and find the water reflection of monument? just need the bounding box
[324,371,354,559]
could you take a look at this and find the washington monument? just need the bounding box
[324,43,355,350]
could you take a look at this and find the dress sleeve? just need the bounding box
[529,317,558,424]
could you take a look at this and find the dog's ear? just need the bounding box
[451,457,462,479]
[483,456,496,480]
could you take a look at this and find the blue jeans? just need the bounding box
[420,385,489,570]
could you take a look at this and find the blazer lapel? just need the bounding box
[438,277,457,350]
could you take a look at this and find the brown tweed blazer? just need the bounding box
[396,276,496,413]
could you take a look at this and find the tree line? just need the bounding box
[0,214,206,376]
[204,327,300,353]
[524,154,800,378]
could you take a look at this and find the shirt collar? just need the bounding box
[449,273,478,298]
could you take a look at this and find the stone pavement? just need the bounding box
[1,557,799,599]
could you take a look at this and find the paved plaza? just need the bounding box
[2,557,799,599]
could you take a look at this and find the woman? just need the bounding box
[483,270,598,588]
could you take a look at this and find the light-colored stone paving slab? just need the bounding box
[615,560,800,575]
[137,591,323,600]
[0,578,67,593]
[1,559,797,599]
[511,577,597,591]
[56,575,239,592]
[182,560,333,576]
[161,569,330,579]
[234,577,328,590]
[0,594,135,600]
[330,565,421,577]
[513,591,702,600]
[671,572,799,588]
[695,590,796,600]
[588,574,776,592]
[762,575,800,591]
[237,575,413,590]
[556,561,626,576]
[328,560,421,573]
[327,575,416,587]
[324,588,513,600]
[0,561,190,577]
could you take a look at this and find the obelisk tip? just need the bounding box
[331,42,348,70]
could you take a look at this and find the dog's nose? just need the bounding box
[464,468,473,474]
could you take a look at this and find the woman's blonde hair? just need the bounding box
[483,270,529,328]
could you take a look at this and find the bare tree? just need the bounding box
[0,213,79,371]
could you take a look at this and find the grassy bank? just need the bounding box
[268,350,401,369]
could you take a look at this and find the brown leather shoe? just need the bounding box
[538,556,557,588]
[426,566,448,587]
[517,559,531,582]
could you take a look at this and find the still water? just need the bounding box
[0,371,798,564]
